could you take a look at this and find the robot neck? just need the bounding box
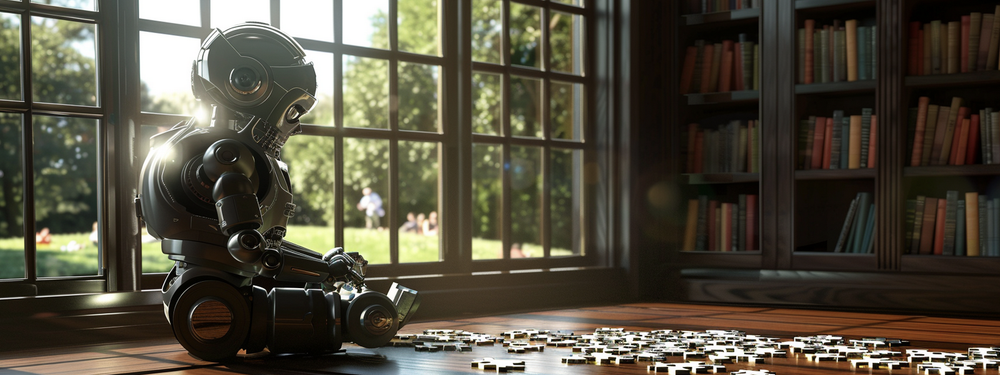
[210,107,285,157]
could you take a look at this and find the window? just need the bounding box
[0,0,106,289]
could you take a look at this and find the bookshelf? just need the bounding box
[654,0,1000,315]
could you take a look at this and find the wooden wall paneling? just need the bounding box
[875,0,904,271]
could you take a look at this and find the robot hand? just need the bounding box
[323,247,368,292]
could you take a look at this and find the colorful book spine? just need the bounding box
[858,26,869,80]
[920,197,939,255]
[943,190,959,256]
[849,115,862,169]
[905,199,917,254]
[967,114,980,165]
[922,104,940,166]
[933,198,947,255]
[956,200,966,256]
[846,20,858,81]
[834,194,860,253]
[978,14,995,71]
[938,97,963,166]
[831,110,844,169]
[860,108,873,168]
[911,196,926,254]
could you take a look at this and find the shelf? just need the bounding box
[795,168,875,180]
[901,255,1000,274]
[903,164,1000,177]
[795,0,874,11]
[795,80,876,95]
[678,251,762,269]
[685,173,760,184]
[685,90,759,105]
[791,252,878,271]
[904,70,1000,89]
[682,8,760,26]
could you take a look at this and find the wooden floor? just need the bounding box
[2,302,1000,374]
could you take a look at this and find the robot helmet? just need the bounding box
[192,22,317,155]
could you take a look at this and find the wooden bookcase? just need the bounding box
[653,0,1000,316]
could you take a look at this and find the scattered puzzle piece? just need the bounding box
[730,370,775,375]
[851,358,910,369]
[648,361,726,374]
[471,358,526,372]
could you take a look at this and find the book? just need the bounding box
[956,201,966,256]
[917,28,924,75]
[820,28,830,83]
[924,23,933,75]
[680,46,698,95]
[700,44,715,93]
[970,13,983,72]
[805,19,815,84]
[905,199,917,254]
[798,28,806,83]
[738,194,746,251]
[933,198,947,255]
[850,192,872,253]
[709,43,723,93]
[967,114,980,165]
[979,194,988,256]
[908,107,918,164]
[867,115,877,168]
[684,199,699,251]
[870,26,877,79]
[929,105,950,166]
[922,104,940,166]
[848,115,862,169]
[947,21,959,74]
[861,203,876,254]
[911,196,926,254]
[938,97,963,166]
[811,116,826,169]
[696,195,708,250]
[992,112,1000,165]
[831,110,844,169]
[834,193,860,253]
[988,5,1000,69]
[989,199,997,256]
[920,197,939,255]
[931,20,942,74]
[840,116,850,169]
[911,97,930,166]
[983,109,992,164]
[708,200,717,251]
[753,44,760,90]
[954,118,970,166]
[734,37,745,91]
[746,194,757,251]
[961,16,970,73]
[909,21,922,75]
[719,49,733,93]
[730,200,738,251]
[978,13,995,71]
[823,117,834,170]
[741,36,754,91]
[858,26,869,80]
[846,19,858,81]
[943,190,959,256]
[722,202,733,251]
[860,108,873,168]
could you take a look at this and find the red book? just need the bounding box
[811,116,826,169]
[719,50,734,92]
[746,194,757,251]
[867,115,877,168]
[735,41,745,91]
[822,117,834,169]
[687,123,699,172]
[933,198,946,255]
[967,114,980,164]
[805,19,815,84]
[723,203,733,252]
[919,197,939,255]
[948,107,969,165]
[918,29,925,75]
[708,200,718,251]
[955,118,971,166]
[912,97,930,166]
[700,44,715,93]
[679,46,698,94]
[962,15,971,73]
[910,22,922,75]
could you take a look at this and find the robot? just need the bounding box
[136,22,418,361]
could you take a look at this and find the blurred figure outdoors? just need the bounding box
[422,211,438,236]
[356,187,385,230]
[399,212,419,233]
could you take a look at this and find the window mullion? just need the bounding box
[21,9,36,283]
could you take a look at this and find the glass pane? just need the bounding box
[472,72,501,135]
[343,138,389,264]
[510,76,542,138]
[472,143,502,260]
[33,116,99,277]
[280,135,338,256]
[139,0,200,26]
[31,17,97,107]
[551,81,584,140]
[300,50,334,126]
[511,146,541,258]
[553,0,584,7]
[471,0,502,63]
[211,0,269,29]
[551,148,583,256]
[398,62,439,132]
[342,0,389,49]
[280,0,333,42]
[509,3,541,69]
[140,32,201,115]
[0,114,24,279]
[549,12,583,75]
[31,0,96,11]
[1,12,21,101]
[343,56,389,129]
[138,125,170,274]
[397,0,439,56]
[398,141,440,263]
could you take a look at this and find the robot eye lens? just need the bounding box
[229,67,261,95]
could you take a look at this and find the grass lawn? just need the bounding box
[0,226,575,278]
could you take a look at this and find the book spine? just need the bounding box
[961,16,970,73]
[868,115,877,168]
[696,195,708,250]
[849,115,862,169]
[746,194,757,251]
[820,28,830,83]
[811,116,826,170]
[967,114,980,165]
[870,25,877,79]
[912,97,930,166]
[700,44,714,93]
[947,21,959,74]
[687,123,698,172]
[930,105,951,165]
[931,20,942,74]
[805,19,815,84]
[956,201,966,256]
[824,117,834,169]
[799,119,812,169]
[733,38,744,90]
[742,38,754,91]
[846,20,858,81]
[722,203,732,251]
[858,26,869,80]
[993,112,1000,164]
[694,132,704,173]
[860,108,873,168]
[834,194,860,253]
[863,203,876,254]
[840,116,850,169]
[684,199,699,251]
[911,196,926,254]
[979,195,988,255]
[836,29,847,81]
[719,49,733,92]
[922,104,940,166]
[924,23,933,75]
[831,110,844,169]
[981,109,991,164]
[989,199,997,256]
[939,97,963,166]
[979,14,995,71]
[708,200,717,251]
[909,21,922,75]
[753,44,759,90]
[908,107,918,162]
[955,118,970,166]
[988,5,1000,69]
[717,204,723,251]
[709,43,723,92]
[943,190,959,256]
[920,197,939,255]
[680,46,698,95]
[970,13,983,72]
[905,199,917,254]
[738,194,746,251]
[933,198,947,255]
[851,192,872,253]
[738,125,747,172]
[692,40,705,93]
[730,201,738,251]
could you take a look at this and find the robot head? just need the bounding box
[192,22,317,155]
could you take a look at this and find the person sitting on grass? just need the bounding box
[399,212,419,233]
